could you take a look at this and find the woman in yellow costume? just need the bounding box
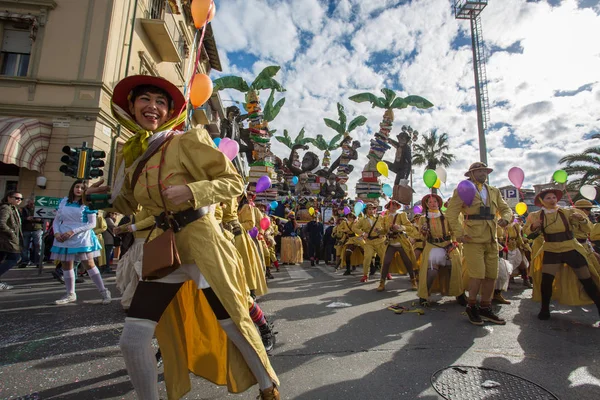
[524,189,600,321]
[281,211,303,264]
[415,195,466,306]
[410,213,425,263]
[338,213,365,275]
[256,202,275,279]
[86,75,279,400]
[332,217,346,270]
[376,200,417,291]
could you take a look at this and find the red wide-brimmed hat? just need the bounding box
[112,75,186,124]
[534,189,563,207]
[384,199,402,209]
[421,193,443,208]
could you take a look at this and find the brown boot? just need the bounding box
[259,385,280,400]
[493,291,511,305]
[376,280,386,292]
[410,278,418,291]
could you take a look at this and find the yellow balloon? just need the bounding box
[433,178,441,189]
[309,207,315,216]
[376,161,389,177]
[515,202,528,216]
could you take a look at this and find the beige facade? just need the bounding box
[0,0,223,202]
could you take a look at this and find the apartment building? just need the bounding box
[0,0,223,200]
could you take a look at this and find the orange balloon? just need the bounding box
[191,0,216,29]
[190,73,213,107]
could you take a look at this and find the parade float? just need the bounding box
[349,89,433,205]
[213,66,286,203]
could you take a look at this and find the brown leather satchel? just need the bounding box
[141,135,182,280]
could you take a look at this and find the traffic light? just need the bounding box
[59,146,79,178]
[88,150,106,178]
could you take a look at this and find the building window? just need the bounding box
[0,29,32,77]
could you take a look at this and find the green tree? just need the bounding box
[274,128,311,150]
[560,133,600,189]
[412,129,455,171]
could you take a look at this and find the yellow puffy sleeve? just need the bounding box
[179,128,245,209]
[239,204,255,232]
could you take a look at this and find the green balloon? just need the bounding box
[423,169,438,188]
[552,170,568,184]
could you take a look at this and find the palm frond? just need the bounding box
[213,76,249,92]
[324,118,345,135]
[337,103,347,131]
[328,133,344,150]
[348,92,386,109]
[347,115,367,132]
[381,88,396,106]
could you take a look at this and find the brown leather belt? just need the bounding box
[544,232,574,242]
[429,236,451,244]
[156,206,209,232]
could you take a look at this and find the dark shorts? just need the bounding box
[542,250,587,268]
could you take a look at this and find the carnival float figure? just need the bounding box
[275,128,320,199]
[214,67,286,203]
[349,88,433,203]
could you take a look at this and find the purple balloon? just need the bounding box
[457,180,477,206]
[256,175,272,193]
[343,206,351,215]
[249,226,259,239]
[413,205,422,214]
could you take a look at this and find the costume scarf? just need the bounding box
[111,101,187,168]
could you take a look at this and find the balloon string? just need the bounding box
[564,185,575,206]
[176,0,214,121]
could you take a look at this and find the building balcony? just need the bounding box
[193,92,223,135]
[140,0,186,63]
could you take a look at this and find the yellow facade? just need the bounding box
[0,0,223,200]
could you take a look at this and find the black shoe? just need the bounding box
[456,294,468,307]
[75,277,85,284]
[538,307,551,320]
[343,269,351,276]
[479,306,506,325]
[259,323,276,353]
[18,263,29,269]
[465,305,484,326]
[419,298,430,307]
[51,270,64,284]
[351,266,356,271]
[266,271,274,280]
[310,260,315,266]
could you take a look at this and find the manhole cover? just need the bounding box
[431,366,559,400]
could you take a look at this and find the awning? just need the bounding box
[0,117,52,172]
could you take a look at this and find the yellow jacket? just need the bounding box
[110,128,276,398]
[238,204,255,232]
[446,183,512,243]
[524,208,589,255]
[497,222,530,252]
[353,214,384,239]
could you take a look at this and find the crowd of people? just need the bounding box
[2,73,600,400]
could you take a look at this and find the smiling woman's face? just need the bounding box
[129,91,172,131]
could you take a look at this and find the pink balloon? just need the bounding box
[219,138,239,161]
[249,227,258,239]
[508,167,525,189]
[457,180,477,206]
[256,175,272,193]
[260,217,270,231]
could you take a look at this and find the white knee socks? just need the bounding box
[218,318,272,390]
[63,269,75,294]
[120,317,159,400]
[87,266,106,292]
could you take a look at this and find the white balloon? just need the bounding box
[435,167,448,184]
[580,185,597,200]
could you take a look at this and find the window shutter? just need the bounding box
[2,30,32,54]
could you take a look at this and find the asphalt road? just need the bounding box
[1,263,599,399]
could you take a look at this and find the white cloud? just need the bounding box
[209,0,600,201]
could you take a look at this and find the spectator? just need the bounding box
[0,191,24,290]
[304,213,324,266]
[19,198,43,268]
[100,211,117,274]
[323,218,336,265]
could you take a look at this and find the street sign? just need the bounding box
[35,207,58,219]
[502,189,517,199]
[35,196,62,219]
[35,196,61,208]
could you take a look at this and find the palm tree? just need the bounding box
[412,129,456,171]
[311,102,367,168]
[349,88,433,175]
[274,128,312,150]
[560,133,600,190]
[213,66,286,163]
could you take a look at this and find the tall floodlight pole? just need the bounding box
[454,1,490,164]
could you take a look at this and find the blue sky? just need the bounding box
[211,0,600,199]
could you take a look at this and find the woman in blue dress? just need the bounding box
[51,180,111,305]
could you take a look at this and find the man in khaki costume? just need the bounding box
[446,162,512,326]
[353,203,387,282]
